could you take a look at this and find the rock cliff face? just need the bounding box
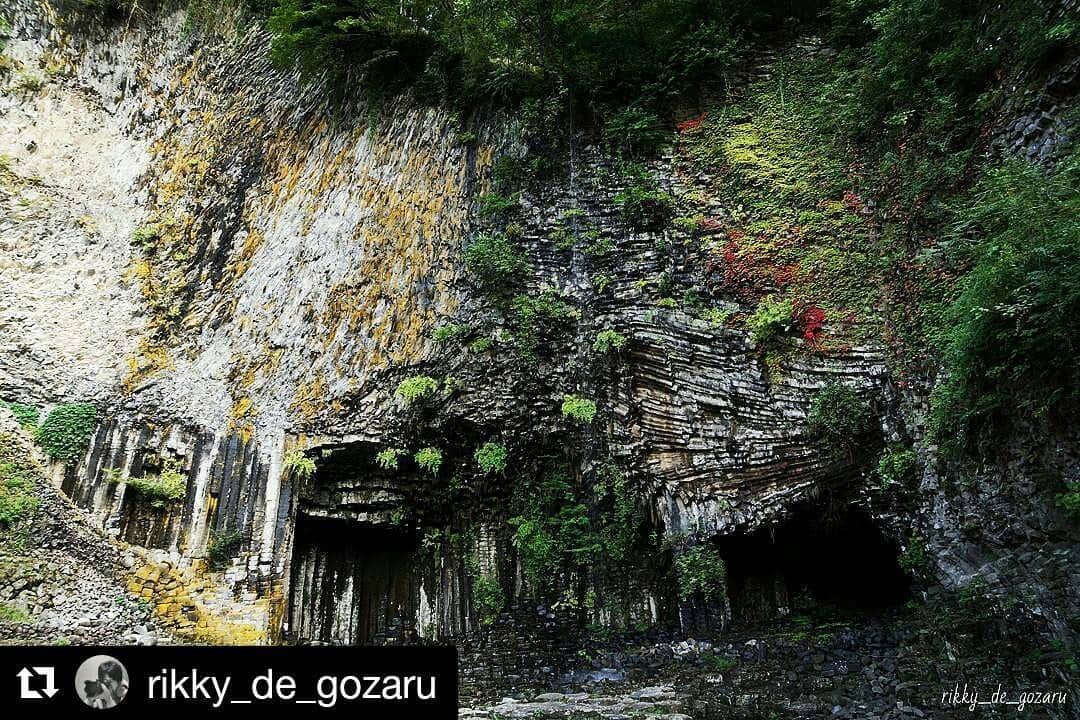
[1,5,1077,715]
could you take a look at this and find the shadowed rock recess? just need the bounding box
[1,1,1078,718]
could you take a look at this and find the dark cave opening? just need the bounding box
[287,514,419,645]
[715,503,910,624]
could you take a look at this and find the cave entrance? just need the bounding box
[287,514,419,645]
[715,503,910,624]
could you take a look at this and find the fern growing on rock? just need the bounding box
[561,394,597,424]
[395,375,439,404]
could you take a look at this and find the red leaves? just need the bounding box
[842,190,865,213]
[705,232,802,303]
[795,302,826,345]
[697,216,723,232]
[677,113,706,133]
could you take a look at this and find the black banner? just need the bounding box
[0,646,457,716]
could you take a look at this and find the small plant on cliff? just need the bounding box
[115,459,187,509]
[877,446,918,488]
[746,295,793,348]
[465,232,528,298]
[614,182,674,231]
[35,403,97,461]
[131,223,163,248]
[432,323,471,343]
[472,572,505,627]
[376,447,407,470]
[474,442,508,475]
[1056,482,1080,521]
[206,529,244,571]
[283,449,316,481]
[674,544,727,603]
[0,604,30,623]
[511,290,577,361]
[395,375,439,404]
[592,329,627,354]
[413,447,443,476]
[898,535,928,577]
[807,382,873,452]
[0,453,39,527]
[561,394,597,424]
[1,401,39,432]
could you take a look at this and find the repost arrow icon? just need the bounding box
[16,666,57,699]
[33,667,58,698]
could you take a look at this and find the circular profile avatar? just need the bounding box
[75,655,129,709]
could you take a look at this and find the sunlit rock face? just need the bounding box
[1,2,907,642]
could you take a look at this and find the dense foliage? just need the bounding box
[0,439,39,528]
[207,529,245,570]
[264,0,789,145]
[474,441,508,475]
[822,0,1078,213]
[465,233,528,299]
[561,394,597,424]
[0,401,39,432]
[509,459,643,601]
[35,403,97,461]
[929,151,1080,453]
[807,382,874,451]
[413,446,443,475]
[395,374,439,404]
[376,447,406,470]
[674,544,727,602]
[107,460,188,508]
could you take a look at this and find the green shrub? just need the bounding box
[675,544,727,602]
[206,529,244,570]
[465,233,528,297]
[131,224,163,247]
[746,295,793,347]
[807,382,874,450]
[114,460,187,509]
[603,105,669,155]
[376,447,406,470]
[877,446,918,488]
[700,307,732,327]
[413,447,443,476]
[561,394,597,424]
[468,337,493,354]
[614,183,674,231]
[283,449,316,480]
[395,375,439,404]
[474,442,508,475]
[592,329,627,354]
[472,573,505,626]
[0,604,30,623]
[1,401,40,432]
[0,459,38,527]
[509,459,643,599]
[898,534,928,576]
[511,290,577,361]
[478,191,520,217]
[1057,482,1080,521]
[929,151,1080,454]
[432,323,471,343]
[35,403,97,461]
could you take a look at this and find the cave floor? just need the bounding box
[459,604,1061,720]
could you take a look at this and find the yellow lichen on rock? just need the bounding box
[124,558,268,645]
